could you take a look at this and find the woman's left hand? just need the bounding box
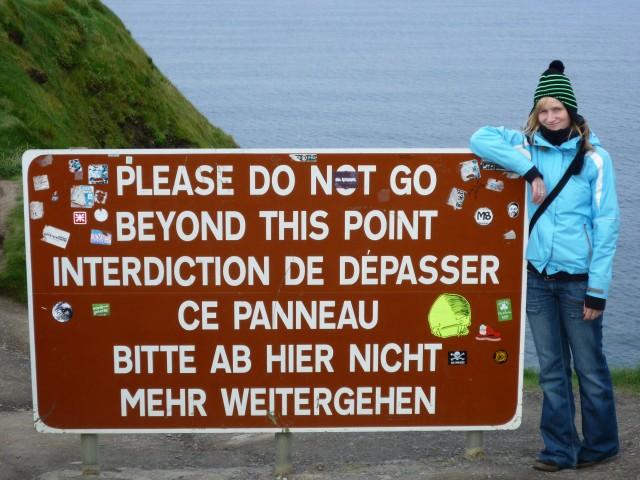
[530,177,547,204]
[583,306,603,321]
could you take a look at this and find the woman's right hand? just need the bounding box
[531,177,547,204]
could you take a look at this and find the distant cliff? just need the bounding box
[0,0,236,177]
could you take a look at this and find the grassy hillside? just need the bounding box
[0,0,237,300]
[0,0,236,177]
[0,191,24,301]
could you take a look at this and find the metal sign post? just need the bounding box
[80,433,99,475]
[465,431,485,458]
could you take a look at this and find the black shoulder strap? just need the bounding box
[528,141,586,236]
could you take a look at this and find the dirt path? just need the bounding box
[0,180,31,414]
[1,293,639,479]
[0,180,20,231]
[1,388,639,479]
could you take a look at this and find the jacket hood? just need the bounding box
[589,131,602,147]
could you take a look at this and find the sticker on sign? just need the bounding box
[22,149,526,433]
[41,225,70,249]
[475,207,494,226]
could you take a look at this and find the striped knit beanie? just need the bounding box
[533,60,578,116]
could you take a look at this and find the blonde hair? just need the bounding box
[524,97,593,151]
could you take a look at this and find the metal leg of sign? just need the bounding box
[81,434,99,475]
[464,431,485,459]
[274,431,293,477]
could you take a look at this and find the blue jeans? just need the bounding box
[526,271,619,468]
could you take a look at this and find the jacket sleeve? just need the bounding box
[585,148,620,308]
[469,126,541,181]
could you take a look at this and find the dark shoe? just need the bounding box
[577,455,617,469]
[532,459,562,472]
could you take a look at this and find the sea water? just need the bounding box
[103,0,640,367]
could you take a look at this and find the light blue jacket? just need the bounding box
[470,126,620,302]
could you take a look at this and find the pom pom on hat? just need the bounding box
[533,60,578,114]
[548,60,565,74]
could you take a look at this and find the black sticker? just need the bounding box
[333,170,358,190]
[480,160,507,171]
[448,350,467,365]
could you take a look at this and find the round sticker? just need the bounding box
[494,350,508,364]
[94,208,109,222]
[334,165,358,195]
[507,202,520,218]
[52,301,73,323]
[474,207,493,226]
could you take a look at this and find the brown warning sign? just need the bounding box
[23,149,526,433]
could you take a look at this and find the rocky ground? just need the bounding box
[1,179,638,479]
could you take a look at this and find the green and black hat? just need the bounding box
[533,60,578,117]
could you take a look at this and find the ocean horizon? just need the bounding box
[103,0,640,367]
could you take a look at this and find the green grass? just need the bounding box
[611,367,640,394]
[524,367,640,394]
[523,368,540,389]
[0,0,237,175]
[0,146,24,179]
[0,0,238,300]
[0,199,26,302]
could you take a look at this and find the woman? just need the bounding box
[470,60,620,472]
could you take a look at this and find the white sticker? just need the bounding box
[485,178,504,192]
[503,230,516,240]
[90,229,112,245]
[289,153,317,163]
[42,225,70,249]
[503,172,520,180]
[68,159,83,180]
[70,185,95,208]
[88,164,109,184]
[29,201,44,220]
[507,202,520,218]
[33,175,50,191]
[475,207,494,226]
[460,159,481,182]
[94,208,109,222]
[52,301,73,323]
[446,188,466,210]
[37,155,53,167]
[68,159,82,174]
[73,211,87,225]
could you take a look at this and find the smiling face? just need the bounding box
[537,97,571,130]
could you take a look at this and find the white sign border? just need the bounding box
[22,148,526,434]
